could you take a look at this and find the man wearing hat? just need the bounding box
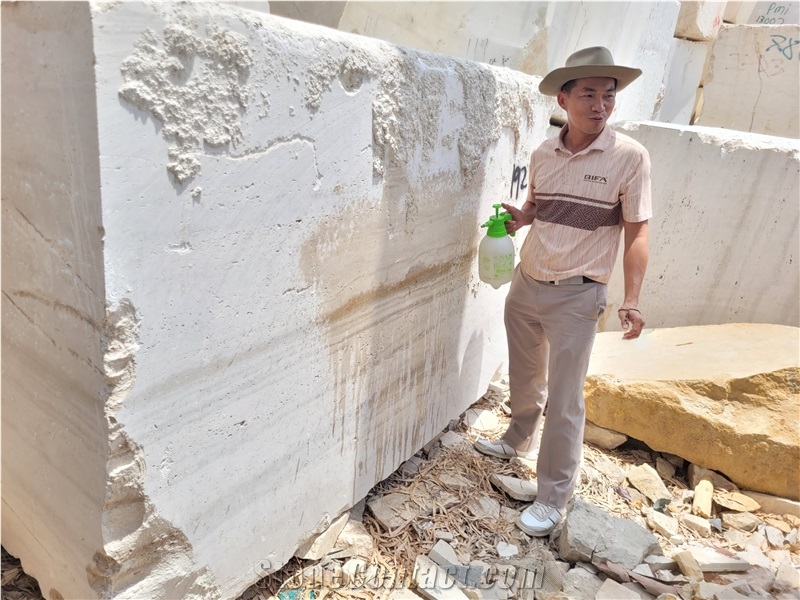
[475,47,652,536]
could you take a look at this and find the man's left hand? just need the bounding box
[618,308,645,340]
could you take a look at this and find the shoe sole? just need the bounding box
[516,514,561,537]
[474,442,536,461]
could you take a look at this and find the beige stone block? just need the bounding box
[674,1,726,40]
[692,479,714,518]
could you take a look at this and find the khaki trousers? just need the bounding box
[501,266,607,510]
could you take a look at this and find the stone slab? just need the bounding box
[741,491,800,518]
[607,123,800,331]
[659,37,708,124]
[674,1,726,40]
[584,421,628,450]
[586,323,800,500]
[697,24,800,137]
[489,474,538,502]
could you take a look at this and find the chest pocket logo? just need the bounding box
[584,174,608,184]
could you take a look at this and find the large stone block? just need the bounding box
[697,24,800,137]
[3,2,550,598]
[604,121,799,330]
[585,324,800,500]
[674,1,726,41]
[335,1,681,123]
[658,38,708,124]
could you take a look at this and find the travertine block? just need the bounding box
[698,24,800,137]
[2,2,551,598]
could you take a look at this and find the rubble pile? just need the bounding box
[240,377,800,600]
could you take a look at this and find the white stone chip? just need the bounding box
[489,473,538,502]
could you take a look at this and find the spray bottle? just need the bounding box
[479,204,515,289]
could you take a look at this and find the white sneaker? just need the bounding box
[474,437,536,460]
[517,501,565,537]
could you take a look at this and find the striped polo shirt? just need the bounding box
[519,124,652,284]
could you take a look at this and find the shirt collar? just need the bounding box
[555,124,614,156]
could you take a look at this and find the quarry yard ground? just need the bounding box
[3,380,799,600]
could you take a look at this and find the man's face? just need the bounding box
[557,77,617,136]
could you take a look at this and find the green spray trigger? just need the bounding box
[481,203,515,237]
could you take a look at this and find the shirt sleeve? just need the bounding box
[620,147,653,223]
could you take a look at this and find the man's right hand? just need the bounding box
[501,202,535,234]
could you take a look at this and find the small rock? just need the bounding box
[399,456,425,476]
[669,535,686,546]
[680,513,711,538]
[708,518,722,533]
[723,529,748,548]
[595,578,641,599]
[499,506,520,523]
[463,408,501,432]
[687,465,738,491]
[439,472,473,491]
[468,495,501,520]
[692,479,713,519]
[655,457,676,481]
[722,511,761,532]
[655,594,680,600]
[423,432,444,454]
[765,517,793,534]
[489,473,538,502]
[687,545,752,572]
[673,550,704,581]
[653,570,688,583]
[632,564,653,577]
[584,420,628,449]
[745,531,768,551]
[662,453,685,469]
[429,540,463,568]
[332,519,375,559]
[737,547,771,570]
[434,530,454,542]
[496,541,519,558]
[714,490,761,513]
[647,510,680,538]
[645,555,678,571]
[765,525,786,548]
[368,492,411,531]
[786,528,798,546]
[692,581,732,600]
[440,431,467,449]
[627,463,672,503]
[594,455,627,485]
[294,512,349,560]
[561,565,604,599]
[772,561,800,593]
[413,555,470,600]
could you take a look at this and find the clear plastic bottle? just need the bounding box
[478,204,515,289]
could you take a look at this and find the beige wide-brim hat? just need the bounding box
[539,46,642,96]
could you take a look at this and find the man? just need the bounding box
[475,47,651,537]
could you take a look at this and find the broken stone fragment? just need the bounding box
[645,555,678,571]
[558,499,662,570]
[434,530,454,542]
[595,577,641,599]
[692,479,713,518]
[294,512,349,560]
[680,513,711,538]
[721,511,761,532]
[413,555,470,600]
[656,457,676,481]
[495,541,518,559]
[673,550,704,581]
[713,490,761,513]
[561,565,604,599]
[772,561,800,594]
[400,456,425,476]
[467,495,501,520]
[428,540,462,569]
[583,420,628,449]
[593,455,627,485]
[646,509,680,538]
[688,464,738,492]
[686,545,752,572]
[331,519,375,559]
[439,431,468,449]
[439,472,473,491]
[489,473,538,502]
[463,408,501,432]
[765,525,786,549]
[627,463,672,503]
[739,490,800,519]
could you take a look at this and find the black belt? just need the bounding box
[535,276,596,285]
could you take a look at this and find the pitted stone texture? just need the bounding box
[697,24,800,137]
[586,324,800,500]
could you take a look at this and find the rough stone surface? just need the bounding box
[658,37,707,124]
[773,561,800,593]
[596,578,642,599]
[586,324,800,500]
[688,465,738,491]
[713,491,761,513]
[558,499,662,570]
[680,513,711,538]
[295,512,349,560]
[489,474,538,502]
[584,421,628,450]
[698,25,800,137]
[332,519,375,559]
[628,464,672,503]
[646,510,680,538]
[561,566,604,599]
[741,491,800,518]
[428,540,462,569]
[607,124,800,331]
[673,551,704,581]
[463,408,501,432]
[687,545,752,572]
[414,555,470,600]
